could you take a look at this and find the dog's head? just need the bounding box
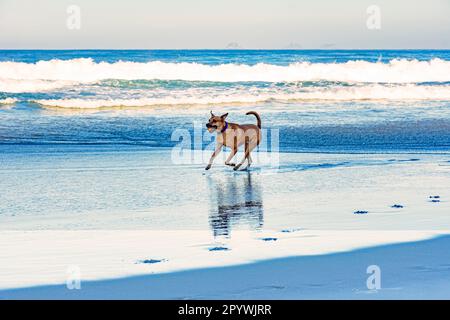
[206,111,228,133]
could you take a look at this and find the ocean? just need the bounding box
[1,50,450,152]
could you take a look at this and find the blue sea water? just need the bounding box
[2,49,450,64]
[1,50,450,153]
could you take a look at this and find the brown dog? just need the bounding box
[205,111,261,171]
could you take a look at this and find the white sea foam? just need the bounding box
[0,58,449,93]
[0,97,18,104]
[34,84,450,108]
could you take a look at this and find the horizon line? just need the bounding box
[1,48,450,51]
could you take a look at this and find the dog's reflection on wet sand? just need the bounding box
[208,172,263,238]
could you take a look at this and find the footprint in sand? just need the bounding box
[208,246,230,252]
[137,258,167,264]
[260,237,278,242]
[280,228,302,233]
[429,196,441,203]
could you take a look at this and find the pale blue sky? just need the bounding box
[0,0,449,49]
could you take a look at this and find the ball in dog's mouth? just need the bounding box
[206,123,217,133]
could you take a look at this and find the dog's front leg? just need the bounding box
[225,147,237,166]
[225,135,238,166]
[205,143,223,170]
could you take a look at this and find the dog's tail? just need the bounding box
[246,111,261,129]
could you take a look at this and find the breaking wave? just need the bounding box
[1,58,450,93]
[0,97,18,104]
[33,84,450,108]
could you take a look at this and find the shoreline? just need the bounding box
[1,150,449,295]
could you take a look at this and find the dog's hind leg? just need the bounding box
[234,137,257,171]
[244,137,253,168]
[244,142,257,169]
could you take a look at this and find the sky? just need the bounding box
[0,0,449,49]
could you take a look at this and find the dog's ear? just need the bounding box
[221,113,228,120]
[210,110,215,117]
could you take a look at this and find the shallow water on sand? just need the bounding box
[1,147,449,234]
[1,147,450,290]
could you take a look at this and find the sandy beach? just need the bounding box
[1,148,449,298]
[2,234,449,299]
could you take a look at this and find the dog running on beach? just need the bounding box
[205,111,261,171]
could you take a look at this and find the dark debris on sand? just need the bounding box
[354,210,368,215]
